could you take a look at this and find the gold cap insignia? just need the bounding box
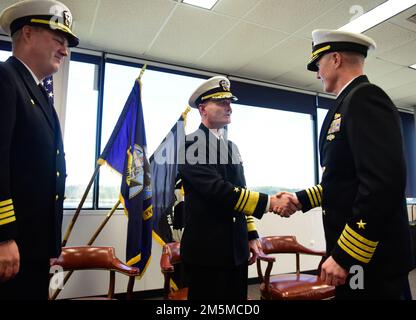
[220,79,230,92]
[63,10,72,28]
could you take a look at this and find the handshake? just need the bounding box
[269,192,302,218]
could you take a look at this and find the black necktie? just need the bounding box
[38,83,56,130]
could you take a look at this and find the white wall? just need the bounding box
[52,207,325,299]
[53,205,415,299]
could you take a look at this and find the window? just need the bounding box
[0,50,11,61]
[316,107,328,180]
[228,104,315,193]
[63,60,99,208]
[99,62,203,207]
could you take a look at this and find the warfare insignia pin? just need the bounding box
[327,118,341,134]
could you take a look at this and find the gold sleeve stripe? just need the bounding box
[0,216,16,226]
[337,238,370,263]
[246,216,254,223]
[305,188,316,207]
[0,211,15,220]
[242,191,260,215]
[235,189,247,211]
[312,185,322,205]
[0,199,13,207]
[246,214,257,231]
[0,205,13,214]
[339,234,373,258]
[247,221,256,232]
[345,224,378,247]
[308,187,318,207]
[342,229,376,253]
[240,191,251,212]
[317,184,323,194]
[237,190,250,212]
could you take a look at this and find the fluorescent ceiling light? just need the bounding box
[410,64,416,70]
[339,0,416,33]
[182,0,218,10]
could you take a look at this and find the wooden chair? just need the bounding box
[50,246,140,300]
[160,242,188,300]
[257,236,335,300]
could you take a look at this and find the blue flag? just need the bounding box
[150,109,188,246]
[98,79,152,277]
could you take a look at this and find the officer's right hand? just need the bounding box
[0,240,20,282]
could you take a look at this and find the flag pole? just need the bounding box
[61,165,100,247]
[62,64,148,247]
[50,200,121,300]
[182,106,191,127]
[138,64,147,81]
[86,200,121,245]
[62,65,148,247]
[54,67,150,298]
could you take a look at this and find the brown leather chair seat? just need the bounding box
[257,236,335,300]
[260,273,335,300]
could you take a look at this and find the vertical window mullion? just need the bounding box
[93,53,106,210]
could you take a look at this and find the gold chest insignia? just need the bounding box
[326,134,335,141]
[327,117,341,134]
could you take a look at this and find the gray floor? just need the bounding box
[147,269,416,300]
[248,269,416,300]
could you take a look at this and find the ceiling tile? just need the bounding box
[245,0,342,34]
[372,67,416,90]
[393,94,416,109]
[385,80,416,100]
[364,22,416,54]
[274,66,316,88]
[90,0,176,55]
[378,39,416,66]
[146,3,236,65]
[198,22,288,72]
[388,5,416,32]
[294,0,386,39]
[364,57,403,79]
[213,0,261,18]
[237,37,311,80]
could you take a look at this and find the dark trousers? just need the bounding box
[184,262,248,300]
[335,273,409,300]
[0,260,50,300]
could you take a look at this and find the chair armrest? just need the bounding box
[160,246,174,273]
[257,252,276,263]
[256,252,275,296]
[306,250,326,256]
[161,255,174,273]
[111,258,140,276]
